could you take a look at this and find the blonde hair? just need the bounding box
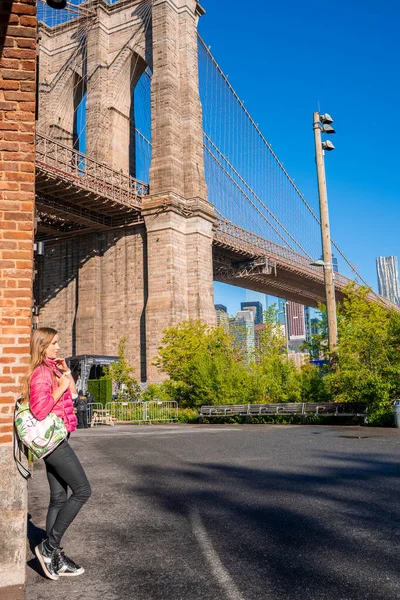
[21,327,58,401]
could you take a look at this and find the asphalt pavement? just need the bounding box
[25,423,400,600]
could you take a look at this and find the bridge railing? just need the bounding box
[35,132,149,208]
[215,218,325,275]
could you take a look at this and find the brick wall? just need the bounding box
[0,0,36,593]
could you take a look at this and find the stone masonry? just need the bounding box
[0,0,36,596]
[37,0,216,381]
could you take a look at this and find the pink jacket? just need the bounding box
[29,359,77,433]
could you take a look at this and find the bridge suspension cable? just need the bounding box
[198,35,379,293]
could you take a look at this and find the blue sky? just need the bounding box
[199,0,400,316]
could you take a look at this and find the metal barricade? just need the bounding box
[146,401,178,422]
[87,403,104,427]
[103,401,178,423]
[105,402,147,423]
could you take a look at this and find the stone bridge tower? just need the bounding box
[37,0,215,381]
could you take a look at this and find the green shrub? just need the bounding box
[88,377,112,406]
[177,408,199,423]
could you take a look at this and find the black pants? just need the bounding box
[43,437,91,549]
[77,408,88,429]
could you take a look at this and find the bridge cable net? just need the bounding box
[198,37,321,261]
[198,37,384,298]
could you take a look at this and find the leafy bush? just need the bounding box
[177,408,199,423]
[103,337,141,400]
[88,377,112,406]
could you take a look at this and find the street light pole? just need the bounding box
[313,111,338,352]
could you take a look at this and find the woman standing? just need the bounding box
[23,327,91,580]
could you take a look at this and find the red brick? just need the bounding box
[4,191,33,200]
[19,161,34,173]
[10,366,28,374]
[3,250,31,260]
[2,49,34,60]
[0,433,13,444]
[20,81,35,92]
[2,346,27,355]
[5,110,35,121]
[0,260,15,268]
[10,4,35,14]
[2,70,35,81]
[0,356,16,364]
[0,142,18,152]
[19,201,34,211]
[0,59,20,70]
[5,26,36,39]
[15,38,35,49]
[5,279,17,288]
[0,100,18,110]
[0,182,19,191]
[3,211,33,220]
[19,122,34,133]
[0,80,19,90]
[2,152,34,161]
[20,16,36,27]
[3,132,33,142]
[5,171,34,181]
[4,91,35,101]
[21,61,36,72]
[16,260,32,269]
[4,285,31,295]
[0,241,17,249]
[4,231,30,239]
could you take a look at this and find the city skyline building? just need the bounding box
[215,304,229,327]
[287,301,306,341]
[229,310,255,363]
[332,255,338,273]
[376,256,400,305]
[241,301,263,325]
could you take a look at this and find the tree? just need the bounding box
[305,284,400,423]
[103,337,141,400]
[249,306,301,403]
[154,320,250,407]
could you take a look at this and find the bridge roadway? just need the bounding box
[35,133,395,309]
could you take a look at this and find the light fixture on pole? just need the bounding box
[45,0,67,9]
[313,111,338,353]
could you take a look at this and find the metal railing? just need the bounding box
[87,403,104,427]
[35,132,149,210]
[104,401,178,424]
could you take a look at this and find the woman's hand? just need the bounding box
[55,358,69,373]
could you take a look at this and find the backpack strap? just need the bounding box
[13,403,32,480]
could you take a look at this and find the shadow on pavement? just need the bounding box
[26,513,46,578]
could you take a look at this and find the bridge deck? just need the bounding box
[34,134,397,310]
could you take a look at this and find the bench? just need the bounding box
[199,402,367,424]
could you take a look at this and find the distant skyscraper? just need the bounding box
[241,301,263,325]
[215,304,227,313]
[287,301,306,341]
[215,304,229,327]
[320,254,338,273]
[230,310,255,363]
[376,256,400,305]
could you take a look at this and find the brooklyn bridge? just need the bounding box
[33,0,393,380]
